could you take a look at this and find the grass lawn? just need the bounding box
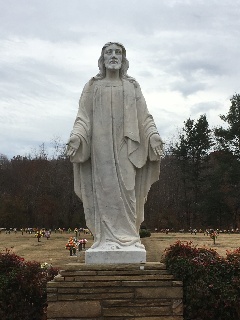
[1,230,240,269]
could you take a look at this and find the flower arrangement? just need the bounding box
[65,237,77,255]
[41,262,59,280]
[209,231,218,244]
[35,230,43,242]
[40,262,50,269]
[78,238,88,249]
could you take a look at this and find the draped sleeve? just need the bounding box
[70,81,93,163]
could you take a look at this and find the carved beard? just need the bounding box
[104,58,122,70]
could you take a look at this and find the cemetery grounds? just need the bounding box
[1,231,240,269]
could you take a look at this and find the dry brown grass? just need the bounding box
[142,232,240,262]
[1,231,240,269]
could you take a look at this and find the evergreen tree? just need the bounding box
[215,94,240,158]
[214,94,240,228]
[171,114,213,228]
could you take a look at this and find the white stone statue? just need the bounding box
[66,42,164,263]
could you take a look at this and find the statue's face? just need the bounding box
[104,44,122,70]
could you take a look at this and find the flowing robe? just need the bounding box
[70,78,161,249]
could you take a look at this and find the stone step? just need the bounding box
[105,317,183,320]
[60,275,174,282]
[62,262,166,271]
[50,286,182,300]
[48,282,182,304]
[103,306,175,317]
[47,302,183,319]
[60,268,169,275]
[59,270,170,277]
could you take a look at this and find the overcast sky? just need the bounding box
[1,0,240,159]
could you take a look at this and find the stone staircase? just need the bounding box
[47,262,183,319]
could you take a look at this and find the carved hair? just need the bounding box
[93,42,136,83]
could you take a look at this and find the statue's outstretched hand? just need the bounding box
[66,135,81,157]
[150,134,164,156]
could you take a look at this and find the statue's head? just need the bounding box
[97,42,129,79]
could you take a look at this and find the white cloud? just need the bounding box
[0,0,240,158]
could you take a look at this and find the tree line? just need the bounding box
[1,94,240,230]
[145,93,240,230]
[0,141,85,229]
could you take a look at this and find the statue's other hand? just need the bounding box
[66,135,81,157]
[149,134,164,156]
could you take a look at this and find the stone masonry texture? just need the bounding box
[47,262,183,319]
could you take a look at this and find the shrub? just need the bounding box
[226,247,240,262]
[162,241,240,320]
[0,249,59,320]
[139,228,151,238]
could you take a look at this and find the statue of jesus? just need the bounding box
[67,42,163,262]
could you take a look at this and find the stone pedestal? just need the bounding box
[85,247,146,264]
[47,263,183,320]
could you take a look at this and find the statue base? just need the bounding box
[85,246,146,264]
[47,263,183,319]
